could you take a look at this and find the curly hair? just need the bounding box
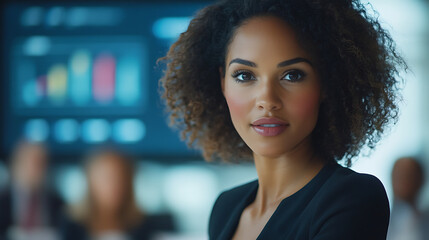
[159,0,407,166]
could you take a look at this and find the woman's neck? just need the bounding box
[90,209,123,233]
[252,136,325,213]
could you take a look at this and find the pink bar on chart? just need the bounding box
[93,53,116,103]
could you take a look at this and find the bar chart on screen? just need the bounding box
[1,3,205,159]
[13,36,146,111]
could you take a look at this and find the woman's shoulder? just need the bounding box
[59,213,88,240]
[324,163,388,198]
[131,213,177,238]
[314,163,389,212]
[306,164,390,239]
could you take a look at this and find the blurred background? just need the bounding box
[0,0,428,239]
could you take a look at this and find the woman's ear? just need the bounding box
[219,67,225,94]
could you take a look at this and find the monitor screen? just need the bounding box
[0,1,210,161]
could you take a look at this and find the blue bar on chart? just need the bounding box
[17,61,38,106]
[69,50,92,105]
[116,54,141,105]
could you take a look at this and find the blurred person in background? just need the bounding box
[0,140,64,240]
[61,149,175,240]
[387,157,426,240]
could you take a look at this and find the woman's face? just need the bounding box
[221,16,322,158]
[88,155,127,213]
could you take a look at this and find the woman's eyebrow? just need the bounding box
[228,58,257,67]
[228,57,312,68]
[277,57,313,67]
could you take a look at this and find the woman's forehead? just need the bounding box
[226,16,311,66]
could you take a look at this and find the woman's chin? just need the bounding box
[251,147,291,159]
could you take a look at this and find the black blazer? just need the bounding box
[0,186,64,240]
[209,163,390,240]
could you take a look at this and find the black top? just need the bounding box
[208,163,390,240]
[60,213,176,240]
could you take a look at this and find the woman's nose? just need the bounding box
[255,80,283,111]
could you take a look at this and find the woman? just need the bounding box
[160,0,406,239]
[61,150,175,240]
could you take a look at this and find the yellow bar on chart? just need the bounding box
[47,64,68,104]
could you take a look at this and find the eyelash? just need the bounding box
[231,70,256,83]
[231,69,306,83]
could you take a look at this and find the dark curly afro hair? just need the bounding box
[159,0,407,166]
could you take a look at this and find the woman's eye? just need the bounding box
[282,70,305,82]
[232,71,256,82]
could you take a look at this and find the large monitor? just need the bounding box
[0,1,210,161]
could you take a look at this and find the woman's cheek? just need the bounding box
[224,89,251,126]
[289,90,321,120]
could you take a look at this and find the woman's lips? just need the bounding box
[251,117,289,137]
